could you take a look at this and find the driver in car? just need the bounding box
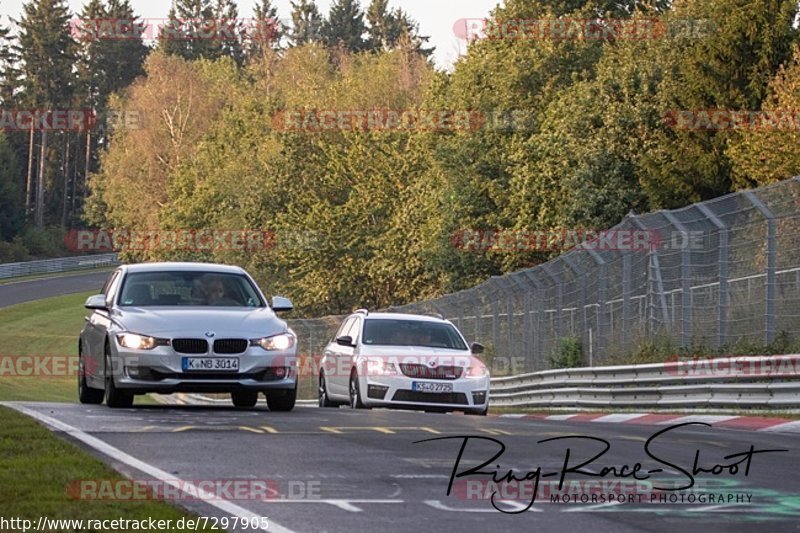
[199,275,230,305]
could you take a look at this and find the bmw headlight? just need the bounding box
[117,332,160,350]
[252,332,295,351]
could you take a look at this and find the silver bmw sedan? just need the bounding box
[78,262,297,409]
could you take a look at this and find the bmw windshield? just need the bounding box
[117,271,265,307]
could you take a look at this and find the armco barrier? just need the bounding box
[0,253,119,280]
[489,355,800,409]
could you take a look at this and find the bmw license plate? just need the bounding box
[412,381,453,393]
[182,357,239,371]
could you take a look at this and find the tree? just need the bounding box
[213,0,245,65]
[0,15,18,106]
[72,0,148,226]
[104,0,149,95]
[728,46,800,187]
[289,0,323,46]
[16,0,78,227]
[158,0,234,62]
[248,0,283,58]
[636,0,799,208]
[365,0,432,56]
[411,0,606,288]
[366,0,395,51]
[85,53,238,235]
[323,0,366,52]
[0,133,23,240]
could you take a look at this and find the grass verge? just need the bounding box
[0,405,221,531]
[0,292,93,402]
[0,291,154,404]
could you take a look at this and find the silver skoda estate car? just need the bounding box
[78,262,297,409]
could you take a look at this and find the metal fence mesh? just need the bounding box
[289,177,800,375]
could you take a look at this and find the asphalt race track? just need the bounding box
[4,402,799,533]
[0,270,111,308]
[4,272,800,531]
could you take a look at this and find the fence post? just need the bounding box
[744,191,777,344]
[523,270,544,371]
[663,212,693,349]
[697,203,729,349]
[491,295,500,358]
[543,263,563,338]
[622,248,632,349]
[582,246,607,362]
[491,277,516,367]
[562,252,586,358]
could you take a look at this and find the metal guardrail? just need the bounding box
[489,355,800,409]
[0,253,120,280]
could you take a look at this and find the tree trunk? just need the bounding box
[26,123,34,216]
[35,130,47,228]
[71,134,78,215]
[62,133,70,227]
[84,129,91,192]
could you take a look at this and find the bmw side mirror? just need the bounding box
[336,335,355,347]
[271,296,293,312]
[84,294,108,311]
[470,342,485,355]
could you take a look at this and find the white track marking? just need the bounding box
[2,402,295,533]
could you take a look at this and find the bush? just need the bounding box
[549,337,584,369]
[0,240,31,263]
[14,226,69,260]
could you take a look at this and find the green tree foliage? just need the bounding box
[728,46,800,187]
[158,0,245,64]
[636,0,799,207]
[289,0,323,46]
[85,52,237,232]
[323,0,367,53]
[0,133,22,240]
[75,0,800,316]
[0,14,18,105]
[248,0,284,58]
[15,0,77,107]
